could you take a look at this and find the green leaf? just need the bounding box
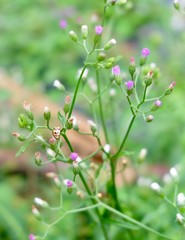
[15,140,32,157]
[57,111,66,126]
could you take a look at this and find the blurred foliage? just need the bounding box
[1,0,185,239]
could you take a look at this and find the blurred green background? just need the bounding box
[0,0,185,239]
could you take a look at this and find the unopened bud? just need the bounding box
[23,101,34,120]
[151,100,162,111]
[144,70,153,86]
[72,117,79,131]
[104,39,116,50]
[176,213,185,226]
[165,81,176,95]
[173,0,180,10]
[129,57,136,78]
[151,182,164,198]
[18,113,29,128]
[32,205,41,220]
[34,152,42,166]
[34,197,49,208]
[97,52,106,62]
[169,167,179,183]
[53,80,65,91]
[138,148,147,163]
[65,117,73,130]
[81,25,88,39]
[177,193,185,211]
[63,96,71,115]
[44,106,51,121]
[12,132,26,141]
[146,115,154,123]
[88,120,97,135]
[69,30,78,42]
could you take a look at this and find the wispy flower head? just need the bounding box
[177,193,185,207]
[125,80,134,90]
[95,25,103,35]
[112,65,120,76]
[154,100,162,107]
[59,19,67,29]
[63,179,73,187]
[141,48,150,57]
[29,234,36,240]
[70,152,79,161]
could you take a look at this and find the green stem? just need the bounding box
[67,65,88,120]
[96,69,109,144]
[98,199,173,240]
[62,133,109,240]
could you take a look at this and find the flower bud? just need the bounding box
[177,193,185,213]
[125,80,134,95]
[146,115,154,123]
[176,213,185,226]
[104,39,116,50]
[72,117,79,131]
[65,117,73,130]
[139,48,150,66]
[129,57,136,78]
[137,148,147,164]
[151,182,164,198]
[63,179,73,194]
[151,100,162,111]
[18,113,29,128]
[144,70,153,86]
[34,197,49,208]
[44,106,51,121]
[53,80,65,91]
[112,65,122,85]
[29,233,37,240]
[23,101,34,120]
[34,152,42,166]
[97,52,106,62]
[81,25,88,39]
[63,95,71,115]
[69,30,78,42]
[32,205,41,220]
[12,132,26,141]
[169,167,179,183]
[165,81,176,95]
[88,120,97,135]
[173,0,180,11]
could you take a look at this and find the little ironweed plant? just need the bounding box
[13,1,182,240]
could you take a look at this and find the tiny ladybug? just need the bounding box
[52,127,61,140]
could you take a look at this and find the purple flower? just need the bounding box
[63,179,73,187]
[169,81,176,89]
[29,234,36,240]
[112,65,120,76]
[125,81,134,90]
[59,19,67,29]
[95,25,103,35]
[154,100,162,107]
[141,48,150,57]
[70,152,79,161]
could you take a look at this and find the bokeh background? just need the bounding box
[0,0,185,239]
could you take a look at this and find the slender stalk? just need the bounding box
[96,69,109,143]
[98,199,173,240]
[67,65,88,120]
[62,133,109,240]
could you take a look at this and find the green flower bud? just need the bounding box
[69,30,78,42]
[81,25,88,40]
[97,52,106,62]
[104,39,116,50]
[44,106,51,121]
[18,113,29,128]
